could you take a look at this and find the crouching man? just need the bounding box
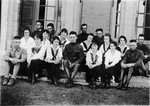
[118,39,144,90]
[2,36,27,86]
[63,31,84,88]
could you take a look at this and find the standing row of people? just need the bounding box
[2,22,150,91]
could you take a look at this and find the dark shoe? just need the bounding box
[49,79,54,85]
[31,74,35,85]
[92,83,96,89]
[2,77,9,85]
[54,80,58,86]
[7,78,15,86]
[117,83,122,89]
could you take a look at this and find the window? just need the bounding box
[137,0,150,40]
[114,0,121,38]
[39,0,61,30]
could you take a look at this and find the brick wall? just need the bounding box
[81,0,112,34]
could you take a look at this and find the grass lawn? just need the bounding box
[0,79,149,105]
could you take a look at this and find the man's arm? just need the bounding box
[133,51,144,67]
[63,45,70,62]
[3,49,12,61]
[75,45,84,64]
[17,49,27,63]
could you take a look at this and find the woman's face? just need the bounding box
[91,44,98,51]
[53,39,59,47]
[110,43,116,51]
[24,30,30,37]
[120,38,126,45]
[34,37,41,46]
[87,35,93,42]
[42,32,48,40]
[104,36,110,44]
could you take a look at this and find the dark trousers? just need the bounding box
[47,63,60,81]
[85,65,102,83]
[103,62,121,84]
[143,56,150,64]
[28,59,43,79]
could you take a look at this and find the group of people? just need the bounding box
[2,21,150,91]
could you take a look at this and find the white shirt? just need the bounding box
[99,44,110,57]
[80,41,92,52]
[105,49,121,67]
[86,49,102,68]
[42,39,51,50]
[20,37,35,51]
[45,45,62,61]
[118,44,130,56]
[27,44,46,65]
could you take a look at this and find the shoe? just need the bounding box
[2,77,9,85]
[31,73,36,85]
[117,83,122,89]
[7,78,15,86]
[49,79,54,85]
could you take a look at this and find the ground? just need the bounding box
[0,78,149,105]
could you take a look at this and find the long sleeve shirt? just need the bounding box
[63,42,84,64]
[20,37,35,51]
[27,44,46,65]
[118,45,130,57]
[121,49,144,67]
[86,49,102,68]
[105,49,121,67]
[45,45,62,61]
[4,46,27,62]
[80,41,92,53]
[137,43,150,55]
[42,39,51,50]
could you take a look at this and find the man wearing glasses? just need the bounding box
[137,34,150,77]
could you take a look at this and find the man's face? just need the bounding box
[81,25,87,33]
[36,22,42,30]
[47,26,53,33]
[96,31,103,38]
[13,39,21,48]
[130,42,137,50]
[138,36,144,45]
[69,34,77,43]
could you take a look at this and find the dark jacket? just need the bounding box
[121,49,144,67]
[63,42,84,64]
[137,43,150,55]
[77,32,88,44]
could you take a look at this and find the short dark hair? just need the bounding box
[13,36,21,40]
[52,36,60,44]
[138,34,145,38]
[36,20,42,24]
[110,41,117,47]
[95,28,103,33]
[130,39,137,43]
[61,28,68,35]
[34,33,43,41]
[118,35,127,43]
[42,29,49,34]
[47,23,54,29]
[88,33,94,37]
[81,23,87,29]
[69,31,77,36]
[23,27,31,36]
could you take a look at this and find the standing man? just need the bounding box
[31,20,43,39]
[93,28,104,49]
[77,23,88,44]
[118,39,144,90]
[2,36,27,86]
[63,31,84,88]
[137,34,150,77]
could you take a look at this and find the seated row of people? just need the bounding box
[2,27,149,91]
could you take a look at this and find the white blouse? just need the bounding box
[105,49,121,67]
[45,45,62,61]
[118,44,130,56]
[20,37,35,51]
[86,49,102,68]
[27,44,46,65]
[42,39,51,49]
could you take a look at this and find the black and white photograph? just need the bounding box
[0,0,150,105]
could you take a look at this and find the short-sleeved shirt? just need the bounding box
[4,47,27,62]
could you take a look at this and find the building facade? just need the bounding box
[0,0,150,74]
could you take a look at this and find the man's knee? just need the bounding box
[63,59,69,67]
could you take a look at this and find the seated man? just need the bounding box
[63,31,84,88]
[118,39,144,90]
[137,34,150,77]
[2,36,27,86]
